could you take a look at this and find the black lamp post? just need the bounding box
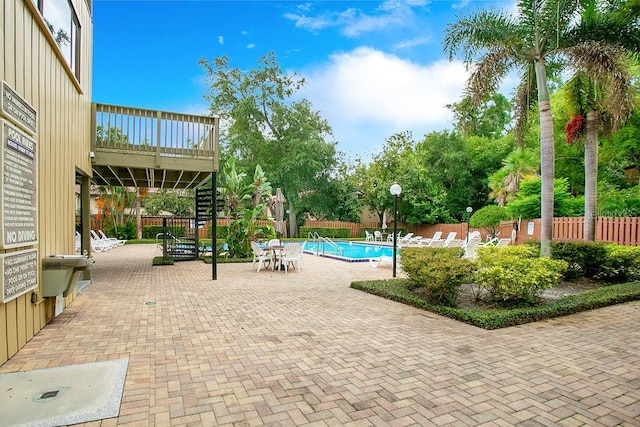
[466,206,473,243]
[390,183,402,277]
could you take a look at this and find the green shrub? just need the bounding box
[152,256,174,266]
[475,246,567,304]
[401,247,472,306]
[595,245,640,282]
[299,227,351,238]
[209,225,228,239]
[551,241,609,280]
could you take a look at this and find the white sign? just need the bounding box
[1,81,37,135]
[1,248,38,303]
[1,120,38,248]
[527,221,535,236]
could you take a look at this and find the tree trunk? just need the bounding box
[584,109,598,241]
[288,200,298,238]
[535,59,554,257]
[135,188,142,239]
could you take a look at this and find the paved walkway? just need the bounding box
[2,244,639,426]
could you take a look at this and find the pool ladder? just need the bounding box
[307,232,344,257]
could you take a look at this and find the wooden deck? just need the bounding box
[90,103,219,189]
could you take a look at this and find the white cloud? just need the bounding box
[284,0,428,38]
[299,47,470,160]
[217,35,224,45]
[393,36,430,51]
[247,44,255,49]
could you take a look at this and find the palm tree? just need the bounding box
[562,0,639,240]
[444,0,582,256]
[489,149,539,206]
[443,0,638,256]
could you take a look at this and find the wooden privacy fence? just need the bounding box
[86,216,639,245]
[500,217,639,246]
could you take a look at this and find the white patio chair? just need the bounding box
[279,243,303,273]
[250,241,271,272]
[374,231,384,241]
[365,231,374,242]
[387,231,401,242]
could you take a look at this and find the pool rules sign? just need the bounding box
[1,120,38,248]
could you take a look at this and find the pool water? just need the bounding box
[304,241,394,262]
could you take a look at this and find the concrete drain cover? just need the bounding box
[0,359,128,427]
[39,390,60,400]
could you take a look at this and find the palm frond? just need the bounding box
[443,10,520,63]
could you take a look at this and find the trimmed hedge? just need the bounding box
[350,279,640,329]
[524,240,640,282]
[152,256,174,266]
[299,226,351,238]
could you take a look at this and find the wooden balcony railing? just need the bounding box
[91,103,219,164]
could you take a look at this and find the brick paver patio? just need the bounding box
[1,244,639,426]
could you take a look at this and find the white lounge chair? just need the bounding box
[442,232,457,247]
[420,231,443,246]
[90,230,113,251]
[369,254,400,268]
[463,237,482,259]
[398,233,414,245]
[75,231,82,253]
[496,238,512,247]
[98,230,126,246]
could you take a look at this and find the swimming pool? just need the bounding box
[304,241,394,262]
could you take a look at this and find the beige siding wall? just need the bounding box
[1,0,93,364]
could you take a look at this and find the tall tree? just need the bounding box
[199,52,337,237]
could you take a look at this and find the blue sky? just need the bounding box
[93,0,515,161]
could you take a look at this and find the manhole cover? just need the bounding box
[144,301,156,306]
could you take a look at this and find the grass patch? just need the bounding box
[124,239,157,244]
[152,256,174,266]
[350,279,640,329]
[201,256,252,264]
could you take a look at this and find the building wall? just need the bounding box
[1,0,93,364]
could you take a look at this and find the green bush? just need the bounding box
[595,245,640,282]
[401,247,472,306]
[469,205,510,238]
[105,222,136,240]
[152,256,174,266]
[208,225,228,239]
[549,241,609,280]
[525,240,638,282]
[475,246,567,304]
[299,227,351,239]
